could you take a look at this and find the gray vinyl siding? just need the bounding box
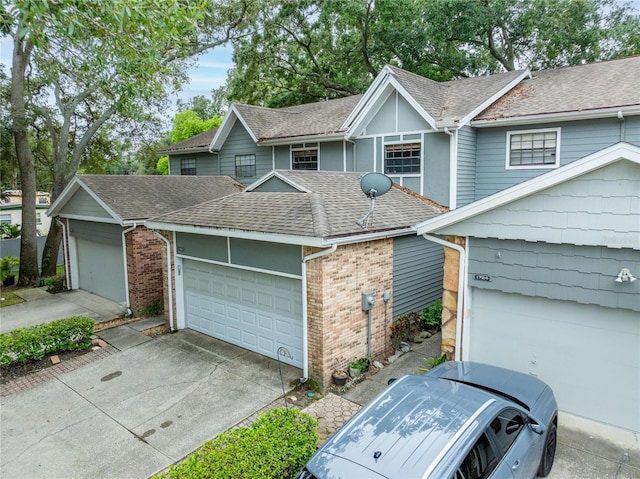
[393,235,444,318]
[397,94,430,132]
[354,138,374,172]
[457,126,477,207]
[365,92,397,135]
[437,160,640,249]
[474,116,639,199]
[176,232,228,262]
[423,132,450,207]
[169,151,218,176]
[319,141,344,171]
[61,188,113,219]
[274,145,289,169]
[69,220,121,245]
[623,115,640,144]
[365,91,430,136]
[468,238,640,312]
[218,121,272,184]
[253,176,303,192]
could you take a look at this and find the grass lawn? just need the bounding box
[0,289,26,308]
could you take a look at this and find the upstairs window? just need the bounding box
[36,212,42,225]
[385,143,421,174]
[292,148,318,170]
[507,129,560,169]
[235,154,256,178]
[180,158,196,175]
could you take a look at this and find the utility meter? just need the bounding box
[361,292,375,311]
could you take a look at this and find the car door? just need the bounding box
[486,408,540,478]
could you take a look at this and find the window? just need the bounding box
[180,158,197,175]
[292,149,318,170]
[489,408,524,455]
[453,432,498,479]
[385,143,421,174]
[507,129,559,168]
[0,214,11,224]
[38,197,48,205]
[36,212,42,225]
[235,154,256,177]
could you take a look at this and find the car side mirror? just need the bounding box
[527,417,546,435]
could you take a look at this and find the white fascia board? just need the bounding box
[388,77,438,130]
[57,213,121,225]
[259,132,346,146]
[47,178,123,225]
[210,105,259,151]
[342,66,394,128]
[471,105,640,128]
[457,70,531,127]
[245,170,311,192]
[416,142,640,234]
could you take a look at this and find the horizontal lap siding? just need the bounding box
[169,151,218,176]
[61,188,112,218]
[456,126,477,208]
[393,235,444,317]
[219,122,271,184]
[69,220,121,245]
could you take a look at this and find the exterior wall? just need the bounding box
[125,226,165,315]
[474,116,640,199]
[60,188,112,218]
[468,238,640,312]
[456,125,477,207]
[168,151,219,177]
[392,235,444,318]
[305,240,394,389]
[0,205,52,235]
[160,230,177,330]
[319,141,344,171]
[219,121,272,183]
[68,219,121,244]
[441,236,465,360]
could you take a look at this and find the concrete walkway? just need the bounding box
[0,289,124,332]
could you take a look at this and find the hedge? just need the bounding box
[0,316,95,366]
[158,408,318,479]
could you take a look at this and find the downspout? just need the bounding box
[422,234,466,361]
[121,223,137,314]
[55,218,70,290]
[301,244,338,381]
[444,127,458,210]
[153,230,174,332]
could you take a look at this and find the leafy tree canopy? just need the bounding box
[170,110,222,143]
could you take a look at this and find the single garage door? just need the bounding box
[469,289,639,432]
[76,237,126,303]
[184,260,303,368]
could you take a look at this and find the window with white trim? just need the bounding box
[180,158,196,175]
[384,142,421,174]
[507,129,560,168]
[292,147,318,170]
[0,214,11,224]
[235,154,256,177]
[36,212,42,225]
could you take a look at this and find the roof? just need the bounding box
[48,175,244,222]
[148,170,447,244]
[157,127,218,154]
[475,56,640,123]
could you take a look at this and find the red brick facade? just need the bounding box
[305,240,395,389]
[124,226,165,315]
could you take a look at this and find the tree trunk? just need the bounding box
[40,220,61,278]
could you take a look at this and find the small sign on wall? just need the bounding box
[474,274,491,282]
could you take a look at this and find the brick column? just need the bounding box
[441,235,465,360]
[124,226,164,315]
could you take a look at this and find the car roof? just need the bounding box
[307,375,506,479]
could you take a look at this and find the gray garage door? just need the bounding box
[76,238,126,303]
[184,260,303,368]
[469,289,639,432]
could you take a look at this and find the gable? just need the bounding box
[364,90,432,136]
[438,159,639,249]
[57,187,116,222]
[252,176,306,192]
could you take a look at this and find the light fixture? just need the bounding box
[615,268,637,283]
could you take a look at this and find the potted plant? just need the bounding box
[349,357,369,378]
[0,255,19,286]
[332,358,348,386]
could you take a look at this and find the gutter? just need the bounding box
[121,223,137,313]
[421,234,466,361]
[301,244,338,381]
[55,217,71,291]
[153,230,175,332]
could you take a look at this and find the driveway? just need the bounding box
[0,329,301,479]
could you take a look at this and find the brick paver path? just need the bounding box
[303,393,361,445]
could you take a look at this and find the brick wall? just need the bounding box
[305,239,394,389]
[124,226,164,315]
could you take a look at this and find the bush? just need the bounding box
[0,316,95,365]
[422,299,443,330]
[390,311,422,349]
[44,274,66,293]
[158,408,318,479]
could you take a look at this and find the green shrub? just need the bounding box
[44,274,66,293]
[0,316,95,365]
[158,408,318,479]
[141,298,164,317]
[422,299,443,330]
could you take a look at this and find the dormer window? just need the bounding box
[507,128,560,169]
[292,144,318,170]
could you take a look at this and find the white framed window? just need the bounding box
[384,142,421,174]
[36,212,42,225]
[506,128,560,169]
[292,144,318,170]
[0,214,11,224]
[235,154,256,177]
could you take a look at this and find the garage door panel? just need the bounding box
[471,289,639,432]
[76,238,126,304]
[184,260,303,368]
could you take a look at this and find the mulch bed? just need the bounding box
[0,348,94,384]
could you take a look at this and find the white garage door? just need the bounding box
[469,289,639,432]
[76,238,126,303]
[184,260,303,368]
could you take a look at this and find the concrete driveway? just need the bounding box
[1,329,301,479]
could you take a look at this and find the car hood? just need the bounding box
[427,361,548,411]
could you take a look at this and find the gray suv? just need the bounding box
[297,361,558,478]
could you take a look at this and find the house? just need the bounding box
[47,175,243,313]
[146,170,447,387]
[157,127,219,175]
[157,56,639,432]
[0,190,52,236]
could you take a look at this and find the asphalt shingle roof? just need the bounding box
[150,170,447,240]
[157,127,218,154]
[77,175,243,221]
[476,56,640,120]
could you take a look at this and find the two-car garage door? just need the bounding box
[183,260,304,368]
[469,289,639,432]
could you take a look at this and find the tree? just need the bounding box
[227,0,640,107]
[176,86,229,119]
[3,0,255,283]
[157,156,169,175]
[170,110,223,143]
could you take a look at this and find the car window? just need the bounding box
[452,432,497,479]
[489,408,525,455]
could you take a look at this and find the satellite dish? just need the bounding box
[356,173,392,229]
